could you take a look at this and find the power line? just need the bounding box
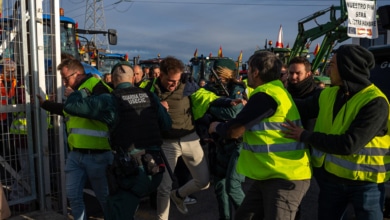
[112,0,390,7]
[110,0,336,7]
[63,0,390,22]
[111,1,134,13]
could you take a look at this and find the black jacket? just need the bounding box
[297,45,389,184]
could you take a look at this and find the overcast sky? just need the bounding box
[60,0,390,63]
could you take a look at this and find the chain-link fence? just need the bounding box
[0,0,67,217]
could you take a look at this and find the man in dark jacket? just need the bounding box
[63,61,171,219]
[287,56,323,219]
[283,44,390,220]
[288,56,323,130]
[203,59,246,220]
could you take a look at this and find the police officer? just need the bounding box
[194,59,247,220]
[63,61,172,219]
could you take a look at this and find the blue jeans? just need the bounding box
[315,170,385,220]
[65,150,113,220]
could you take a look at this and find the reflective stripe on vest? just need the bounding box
[243,141,305,153]
[326,153,388,173]
[249,119,302,131]
[312,84,390,183]
[70,128,109,138]
[237,80,312,181]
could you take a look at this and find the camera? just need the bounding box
[116,153,139,176]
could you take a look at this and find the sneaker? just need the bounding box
[170,190,188,214]
[184,195,197,205]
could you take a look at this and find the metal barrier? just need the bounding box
[0,0,66,216]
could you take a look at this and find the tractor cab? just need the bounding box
[189,56,235,83]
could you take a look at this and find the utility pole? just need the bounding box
[84,0,109,50]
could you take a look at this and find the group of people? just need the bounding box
[208,44,389,220]
[3,43,388,220]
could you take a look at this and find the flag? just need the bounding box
[305,42,311,49]
[76,38,81,48]
[90,50,97,59]
[75,22,80,48]
[313,43,320,56]
[237,50,243,63]
[79,45,85,55]
[218,46,223,57]
[275,25,283,48]
[209,52,212,57]
[194,48,198,57]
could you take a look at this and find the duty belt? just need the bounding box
[73,148,110,154]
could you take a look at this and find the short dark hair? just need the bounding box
[151,64,160,70]
[57,58,84,73]
[248,51,282,83]
[160,56,184,75]
[288,57,311,73]
[61,53,75,61]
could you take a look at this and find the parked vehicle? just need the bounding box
[189,55,236,83]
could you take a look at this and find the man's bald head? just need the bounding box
[111,63,134,87]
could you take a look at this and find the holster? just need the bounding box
[106,164,119,195]
[141,150,165,175]
[105,151,139,195]
[115,151,139,177]
[106,149,166,195]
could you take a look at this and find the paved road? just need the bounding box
[132,178,319,220]
[86,177,318,220]
[9,178,390,220]
[85,177,390,220]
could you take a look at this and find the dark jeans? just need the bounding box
[235,178,310,220]
[214,147,245,220]
[105,168,163,220]
[315,170,385,220]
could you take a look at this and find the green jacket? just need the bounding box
[64,82,171,132]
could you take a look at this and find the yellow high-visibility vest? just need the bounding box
[237,80,312,180]
[312,84,390,183]
[64,77,112,150]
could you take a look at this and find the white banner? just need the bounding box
[346,0,378,39]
